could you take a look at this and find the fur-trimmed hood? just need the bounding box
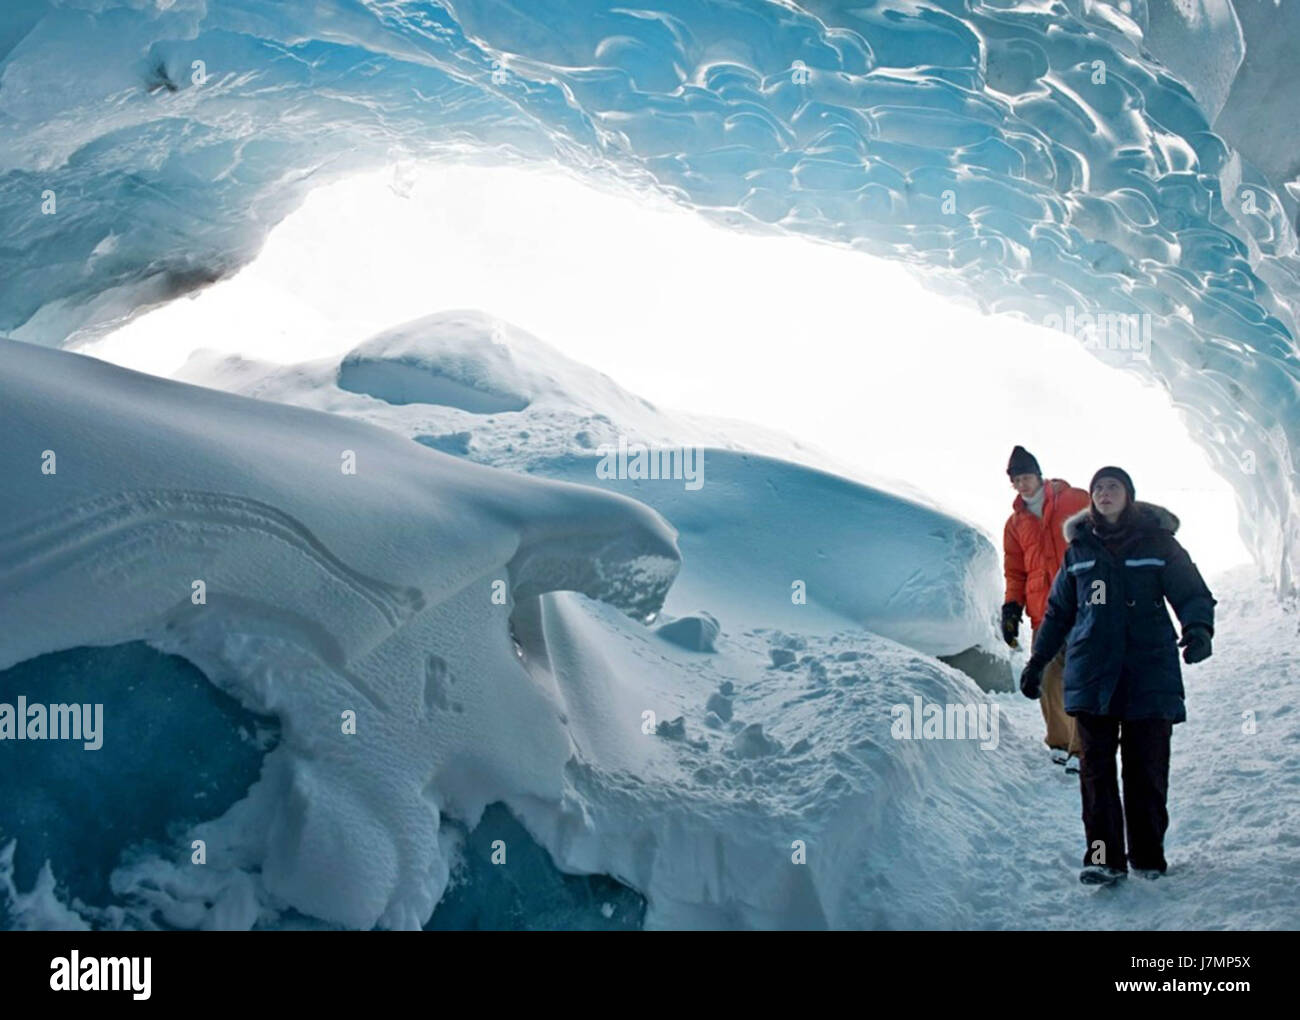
[1063,501,1180,543]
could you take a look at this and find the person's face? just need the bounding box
[1011,473,1042,498]
[1092,477,1128,518]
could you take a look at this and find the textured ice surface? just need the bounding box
[0,0,1297,586]
[1143,0,1243,122]
[1210,0,1300,209]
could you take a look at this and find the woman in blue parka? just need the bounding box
[1019,466,1215,886]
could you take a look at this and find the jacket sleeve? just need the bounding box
[1161,536,1216,635]
[1032,555,1078,662]
[1003,517,1026,606]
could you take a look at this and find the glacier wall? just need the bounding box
[0,0,1297,587]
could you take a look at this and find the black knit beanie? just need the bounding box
[1089,466,1135,503]
[1007,445,1041,478]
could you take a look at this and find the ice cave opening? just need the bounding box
[81,161,1251,575]
[1,0,1294,588]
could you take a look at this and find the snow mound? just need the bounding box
[178,312,1003,659]
[3,323,1011,930]
[0,337,678,929]
[510,591,1042,929]
[654,612,720,653]
[535,448,998,657]
[177,310,859,491]
[338,311,541,412]
[5,333,1295,929]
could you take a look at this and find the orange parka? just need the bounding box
[1003,478,1091,627]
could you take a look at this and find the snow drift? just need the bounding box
[0,336,679,928]
[2,315,1012,929]
[179,310,1003,659]
[3,310,1295,931]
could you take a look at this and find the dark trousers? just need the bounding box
[1074,713,1173,872]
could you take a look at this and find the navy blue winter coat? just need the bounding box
[1032,503,1216,723]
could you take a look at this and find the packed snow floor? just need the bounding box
[170,319,1300,929]
[521,566,1299,930]
[994,566,1299,929]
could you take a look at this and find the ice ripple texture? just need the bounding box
[0,0,1296,585]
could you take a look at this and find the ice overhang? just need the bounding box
[0,0,1295,587]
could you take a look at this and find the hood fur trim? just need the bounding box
[1063,502,1179,542]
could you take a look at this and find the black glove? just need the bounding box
[1001,601,1023,648]
[1019,656,1046,699]
[1179,625,1212,664]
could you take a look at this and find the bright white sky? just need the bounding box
[82,162,1250,574]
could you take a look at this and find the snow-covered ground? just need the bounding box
[997,566,1300,929]
[4,311,1292,930]
[175,311,1300,930]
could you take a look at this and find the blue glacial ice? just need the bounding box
[426,803,645,931]
[0,642,277,929]
[0,0,1295,585]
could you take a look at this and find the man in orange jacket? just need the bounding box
[1002,446,1090,770]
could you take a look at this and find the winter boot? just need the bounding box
[1065,754,1080,774]
[1079,865,1127,886]
[1132,868,1163,881]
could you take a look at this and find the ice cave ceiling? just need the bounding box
[0,0,1296,587]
